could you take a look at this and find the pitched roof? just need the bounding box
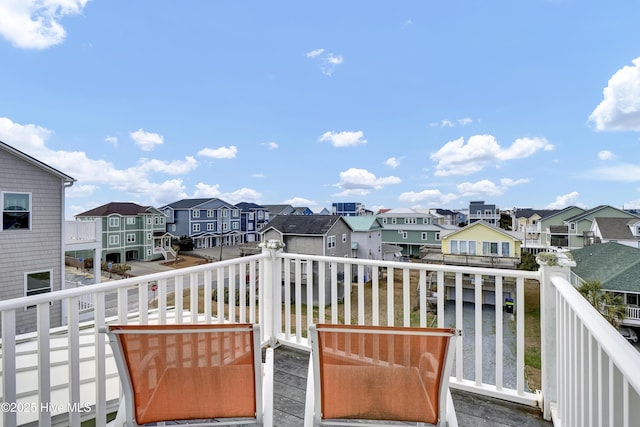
[342,216,383,232]
[235,202,265,211]
[571,242,640,292]
[263,215,344,235]
[0,140,75,184]
[76,202,154,217]
[162,198,216,209]
[513,208,560,219]
[566,205,639,222]
[441,220,521,240]
[593,217,637,240]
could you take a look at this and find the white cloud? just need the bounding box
[136,157,198,175]
[429,118,473,128]
[192,183,261,204]
[589,57,640,131]
[307,48,344,76]
[306,48,324,58]
[398,189,458,205]
[597,150,614,160]
[456,179,504,197]
[130,129,164,151]
[197,145,238,159]
[590,164,640,181]
[500,178,530,187]
[283,197,317,206]
[66,184,98,198]
[319,130,367,147]
[545,192,580,209]
[262,141,278,150]
[335,168,401,194]
[0,0,88,49]
[105,136,118,147]
[385,157,400,168]
[431,135,553,176]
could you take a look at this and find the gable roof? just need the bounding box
[592,217,638,240]
[0,140,75,184]
[262,204,295,215]
[539,205,585,222]
[162,198,216,209]
[441,220,521,240]
[571,242,640,292]
[342,216,383,232]
[76,202,155,217]
[262,215,346,235]
[235,202,266,211]
[566,205,639,222]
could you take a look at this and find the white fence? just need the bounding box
[0,245,639,426]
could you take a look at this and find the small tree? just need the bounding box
[577,280,626,328]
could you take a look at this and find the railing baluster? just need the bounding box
[372,266,379,326]
[455,272,463,382]
[402,268,410,327]
[386,266,394,326]
[93,292,106,427]
[516,276,525,396]
[294,258,302,342]
[37,302,51,427]
[495,275,503,391]
[175,275,184,324]
[284,258,291,339]
[344,262,351,325]
[2,310,17,427]
[474,273,483,386]
[357,264,365,325]
[68,297,81,426]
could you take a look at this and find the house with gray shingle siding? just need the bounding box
[588,217,640,248]
[0,140,75,334]
[376,208,444,258]
[261,215,352,304]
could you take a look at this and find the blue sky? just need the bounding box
[1,1,640,220]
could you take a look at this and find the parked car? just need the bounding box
[619,326,638,343]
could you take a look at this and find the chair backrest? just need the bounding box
[309,324,459,425]
[106,323,263,425]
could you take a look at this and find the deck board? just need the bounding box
[271,346,553,427]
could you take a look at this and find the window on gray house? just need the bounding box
[25,270,52,308]
[2,192,31,230]
[109,217,119,227]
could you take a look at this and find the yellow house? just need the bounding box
[437,221,523,305]
[440,221,522,268]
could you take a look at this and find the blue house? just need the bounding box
[161,198,242,249]
[235,202,270,243]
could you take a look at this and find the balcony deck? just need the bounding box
[272,346,551,427]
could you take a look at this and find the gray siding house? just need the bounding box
[377,208,444,258]
[0,140,75,334]
[261,215,352,304]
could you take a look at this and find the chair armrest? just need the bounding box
[263,348,274,427]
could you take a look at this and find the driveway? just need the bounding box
[443,302,520,391]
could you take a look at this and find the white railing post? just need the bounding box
[538,251,575,421]
[260,240,284,347]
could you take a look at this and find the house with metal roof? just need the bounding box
[570,242,640,327]
[75,202,171,263]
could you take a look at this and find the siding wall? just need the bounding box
[0,149,64,334]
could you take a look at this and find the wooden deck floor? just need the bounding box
[271,346,553,427]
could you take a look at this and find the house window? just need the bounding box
[627,294,638,306]
[460,240,468,254]
[570,223,576,232]
[207,223,214,231]
[482,242,499,255]
[146,233,152,240]
[147,249,152,256]
[146,217,152,225]
[402,232,408,239]
[232,222,239,230]
[405,217,417,224]
[423,218,431,224]
[233,209,239,217]
[485,210,492,216]
[171,224,176,232]
[109,217,120,227]
[248,223,254,231]
[249,212,254,220]
[193,210,200,218]
[25,270,52,308]
[258,211,263,219]
[154,216,163,225]
[193,224,200,232]
[327,235,336,248]
[382,218,387,224]
[109,235,119,245]
[2,192,31,230]
[207,209,215,218]
[126,217,135,225]
[501,242,510,256]
[342,233,347,242]
[391,218,397,224]
[223,210,228,217]
[436,232,440,241]
[126,234,135,243]
[451,240,458,253]
[421,232,427,240]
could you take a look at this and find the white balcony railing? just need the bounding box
[0,243,639,426]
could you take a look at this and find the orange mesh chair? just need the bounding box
[105,323,273,426]
[304,324,460,427]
